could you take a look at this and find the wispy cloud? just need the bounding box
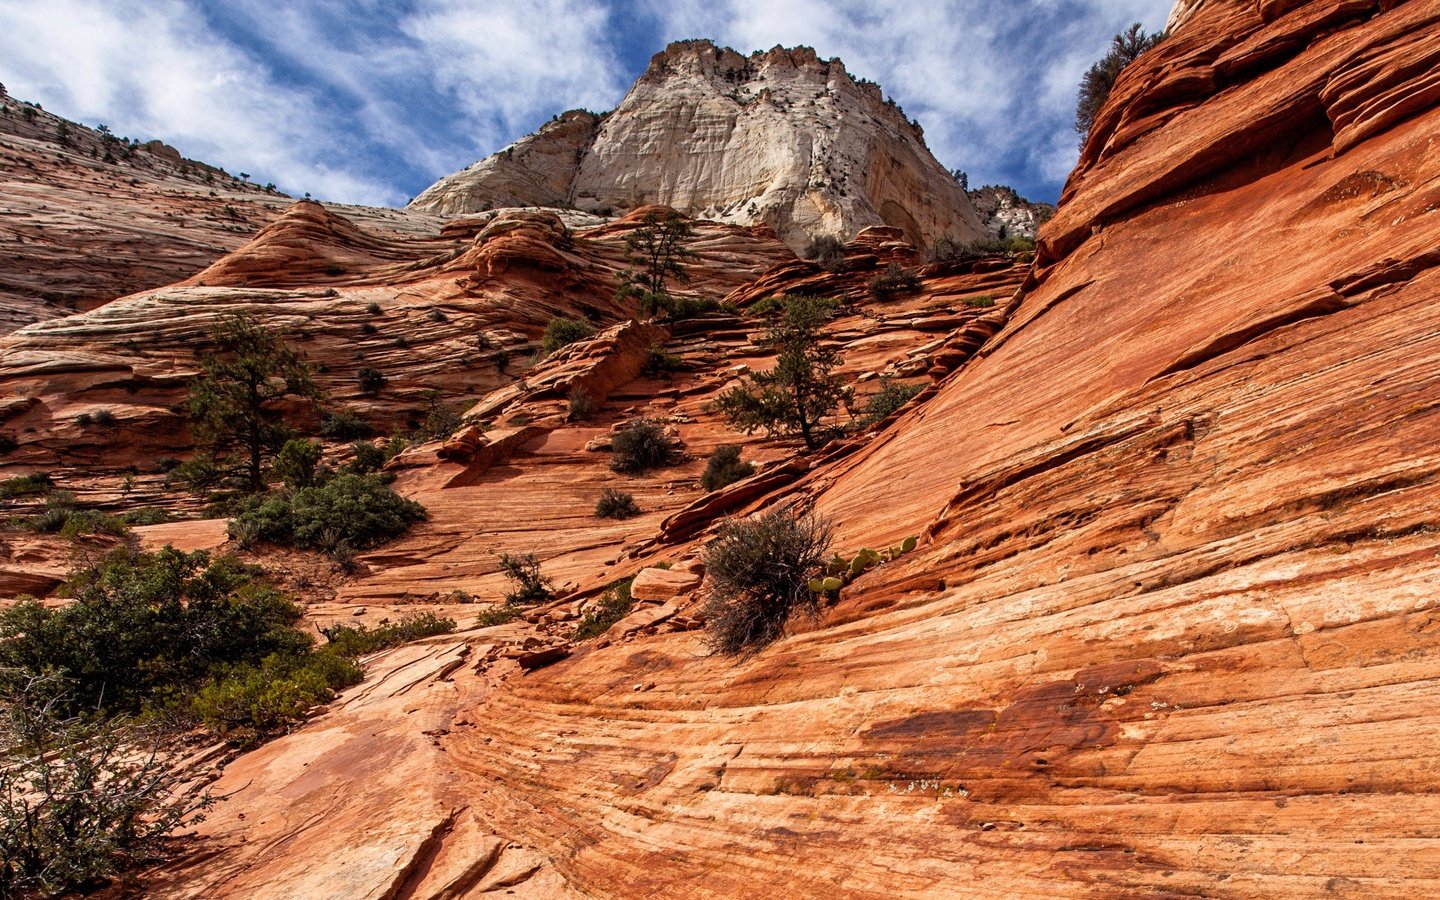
[0,0,1171,205]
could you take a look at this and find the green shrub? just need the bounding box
[0,675,214,897]
[643,343,684,375]
[319,408,373,440]
[93,408,117,427]
[803,234,847,272]
[408,391,463,442]
[121,507,170,526]
[702,505,832,654]
[346,440,388,474]
[541,317,596,353]
[499,552,552,605]
[746,296,786,317]
[868,263,920,299]
[610,418,680,474]
[572,577,634,641]
[475,606,522,627]
[0,434,18,455]
[0,547,310,718]
[567,386,596,422]
[357,367,386,394]
[153,456,182,473]
[365,301,382,315]
[74,412,92,427]
[595,488,640,519]
[855,378,923,429]
[359,322,378,335]
[966,295,997,308]
[272,438,322,489]
[319,612,455,657]
[191,649,362,744]
[0,473,52,499]
[701,444,755,492]
[228,473,426,551]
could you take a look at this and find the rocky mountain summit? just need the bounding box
[410,40,988,252]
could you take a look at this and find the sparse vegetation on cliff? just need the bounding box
[1075,23,1162,143]
[610,417,681,473]
[228,472,427,555]
[703,505,832,654]
[701,444,755,492]
[499,552,553,605]
[595,488,641,519]
[542,316,596,353]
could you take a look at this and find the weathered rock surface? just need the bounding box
[15,4,1440,897]
[0,92,287,332]
[411,41,988,253]
[966,184,1055,239]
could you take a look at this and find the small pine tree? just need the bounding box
[1075,23,1163,143]
[623,211,697,295]
[188,314,321,493]
[713,297,851,450]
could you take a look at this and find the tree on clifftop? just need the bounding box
[188,313,321,493]
[1075,23,1163,143]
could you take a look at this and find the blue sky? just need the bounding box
[0,0,1172,207]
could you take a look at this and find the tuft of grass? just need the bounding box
[572,578,634,641]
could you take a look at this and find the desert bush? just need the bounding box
[643,343,684,375]
[93,408,117,427]
[228,473,426,551]
[594,488,640,519]
[567,386,597,422]
[701,444,755,492]
[409,391,464,442]
[365,301,382,315]
[966,295,997,308]
[74,412,92,427]
[357,367,386,394]
[318,612,455,657]
[319,408,373,440]
[572,577,634,641]
[0,547,310,718]
[499,552,552,605]
[803,234,847,272]
[855,378,923,430]
[867,263,920,299]
[0,674,214,897]
[0,434,16,455]
[190,649,361,744]
[346,440,388,474]
[121,507,170,527]
[702,505,832,654]
[610,418,680,474]
[746,295,786,317]
[541,316,596,353]
[0,473,52,500]
[475,605,521,627]
[272,438,322,489]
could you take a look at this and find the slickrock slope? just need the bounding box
[0,91,287,333]
[15,2,1440,896]
[411,41,988,252]
[148,2,1440,897]
[0,204,792,487]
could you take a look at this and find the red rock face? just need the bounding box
[15,3,1440,895]
[0,98,288,332]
